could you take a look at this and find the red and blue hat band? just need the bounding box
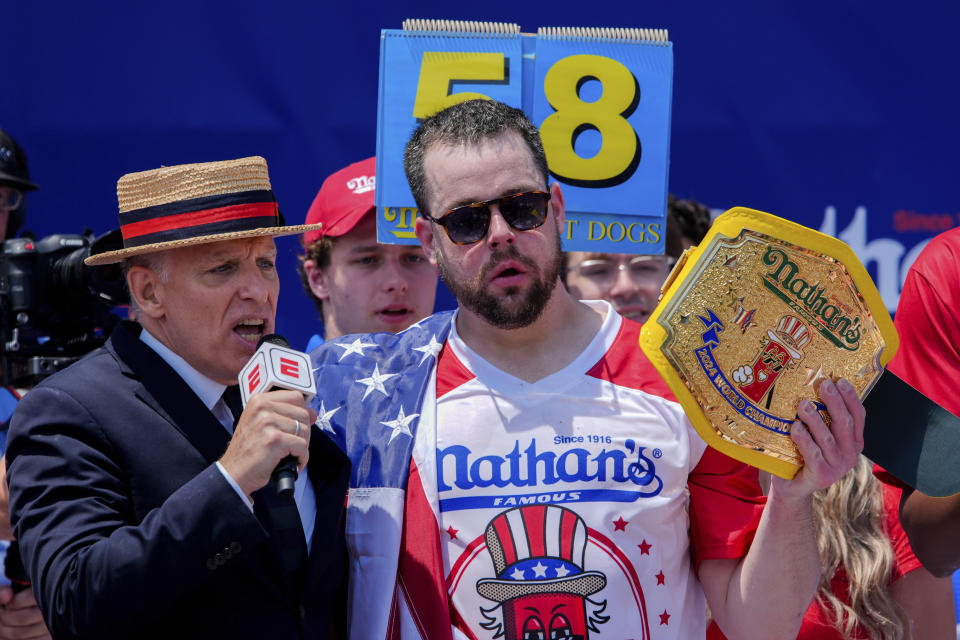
[118,190,280,248]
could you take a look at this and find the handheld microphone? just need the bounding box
[237,334,316,499]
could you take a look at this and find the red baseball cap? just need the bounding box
[303,156,376,245]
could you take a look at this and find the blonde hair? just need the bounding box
[813,455,908,639]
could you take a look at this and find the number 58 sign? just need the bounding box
[375,22,673,255]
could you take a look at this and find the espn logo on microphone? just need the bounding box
[279,357,300,378]
[247,363,262,393]
[238,345,316,405]
[244,353,268,396]
[268,349,312,391]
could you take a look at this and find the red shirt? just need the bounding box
[876,227,960,488]
[706,481,921,639]
[888,226,960,418]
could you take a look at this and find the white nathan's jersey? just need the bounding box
[435,302,710,640]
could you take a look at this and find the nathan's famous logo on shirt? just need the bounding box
[760,246,862,351]
[436,438,663,513]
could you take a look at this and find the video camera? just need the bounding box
[0,230,127,386]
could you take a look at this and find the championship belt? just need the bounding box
[640,207,897,478]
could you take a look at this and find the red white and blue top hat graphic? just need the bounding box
[766,314,811,359]
[476,505,607,603]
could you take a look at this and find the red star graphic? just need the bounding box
[445,525,458,540]
[659,610,671,625]
[612,516,628,531]
[638,539,651,555]
[656,570,665,585]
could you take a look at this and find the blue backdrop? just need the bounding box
[3,1,958,349]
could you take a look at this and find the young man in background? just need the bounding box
[298,157,437,348]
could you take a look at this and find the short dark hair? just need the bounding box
[667,193,712,248]
[403,99,549,217]
[297,236,338,315]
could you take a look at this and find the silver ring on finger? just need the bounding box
[294,420,301,437]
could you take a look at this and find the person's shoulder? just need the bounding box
[304,333,324,352]
[33,343,116,391]
[586,313,677,401]
[929,225,960,251]
[310,311,455,366]
[911,226,960,277]
[13,348,116,422]
[13,324,139,418]
[9,333,139,445]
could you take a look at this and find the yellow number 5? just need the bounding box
[412,52,506,119]
[540,55,640,187]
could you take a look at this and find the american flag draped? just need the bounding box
[311,311,456,639]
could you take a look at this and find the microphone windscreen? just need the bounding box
[257,333,291,349]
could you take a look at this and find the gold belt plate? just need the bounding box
[640,207,898,478]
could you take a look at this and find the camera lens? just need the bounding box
[46,235,127,308]
[49,245,90,304]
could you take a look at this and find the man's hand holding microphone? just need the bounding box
[219,335,317,501]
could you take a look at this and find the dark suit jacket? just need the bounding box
[6,322,350,639]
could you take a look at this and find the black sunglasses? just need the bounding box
[423,190,551,244]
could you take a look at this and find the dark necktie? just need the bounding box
[221,385,244,426]
[260,482,309,593]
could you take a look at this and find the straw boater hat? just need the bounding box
[85,156,323,266]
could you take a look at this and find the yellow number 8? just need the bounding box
[540,54,640,187]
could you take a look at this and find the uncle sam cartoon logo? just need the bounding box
[475,505,611,639]
[732,314,811,408]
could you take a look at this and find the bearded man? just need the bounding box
[310,100,866,640]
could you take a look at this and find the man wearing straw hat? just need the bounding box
[4,156,350,639]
